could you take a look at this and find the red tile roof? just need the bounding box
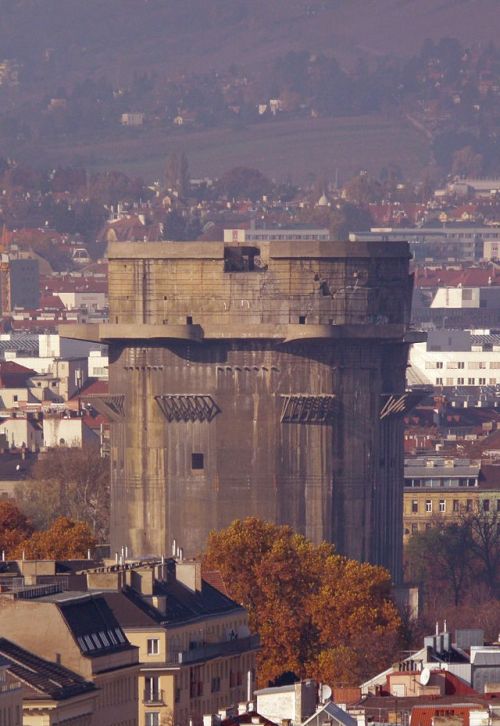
[71,379,108,399]
[0,361,37,388]
[415,267,500,288]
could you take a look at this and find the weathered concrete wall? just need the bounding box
[102,240,418,582]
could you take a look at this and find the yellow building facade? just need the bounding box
[0,658,22,726]
[403,488,500,541]
[93,559,259,726]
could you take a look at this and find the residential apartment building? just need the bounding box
[85,558,259,726]
[403,457,500,539]
[410,330,500,388]
[0,655,22,726]
[0,638,96,726]
[350,227,494,261]
[223,227,330,243]
[0,586,140,726]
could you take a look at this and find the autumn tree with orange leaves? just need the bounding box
[12,517,96,560]
[0,501,95,560]
[204,518,401,687]
[0,500,33,556]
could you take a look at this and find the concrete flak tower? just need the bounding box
[65,239,423,582]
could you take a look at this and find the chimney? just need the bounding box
[127,566,154,596]
[175,560,202,593]
[247,669,253,702]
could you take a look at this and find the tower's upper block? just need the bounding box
[106,239,413,339]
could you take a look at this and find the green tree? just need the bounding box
[462,505,500,598]
[18,445,109,541]
[216,167,273,201]
[164,152,189,198]
[406,520,473,606]
[343,173,383,205]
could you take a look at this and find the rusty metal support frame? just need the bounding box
[379,390,429,420]
[83,394,125,422]
[155,394,221,423]
[280,394,336,424]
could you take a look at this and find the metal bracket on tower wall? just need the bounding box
[155,394,221,422]
[280,394,336,423]
[82,394,126,422]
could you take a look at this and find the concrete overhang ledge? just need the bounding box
[59,322,425,344]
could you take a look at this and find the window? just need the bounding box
[439,500,446,513]
[425,500,432,513]
[446,377,454,386]
[478,378,486,385]
[483,499,490,512]
[466,499,473,512]
[457,378,464,385]
[13,395,18,402]
[147,639,160,656]
[191,453,204,470]
[468,378,475,385]
[299,315,306,324]
[411,523,418,533]
[186,316,193,325]
[436,361,443,369]
[453,500,459,512]
[458,361,465,369]
[411,500,418,513]
[145,676,160,703]
[436,377,443,385]
[425,523,431,531]
[146,713,160,726]
[211,677,221,693]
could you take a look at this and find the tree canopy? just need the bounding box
[11,517,96,560]
[18,445,109,540]
[405,505,500,607]
[203,517,401,687]
[0,500,33,555]
[0,500,95,560]
[215,167,273,201]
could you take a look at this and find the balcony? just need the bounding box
[170,634,260,666]
[143,689,164,705]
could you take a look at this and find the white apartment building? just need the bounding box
[223,227,330,243]
[88,349,109,379]
[430,286,500,309]
[410,330,500,388]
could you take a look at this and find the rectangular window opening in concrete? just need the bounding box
[192,453,204,470]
